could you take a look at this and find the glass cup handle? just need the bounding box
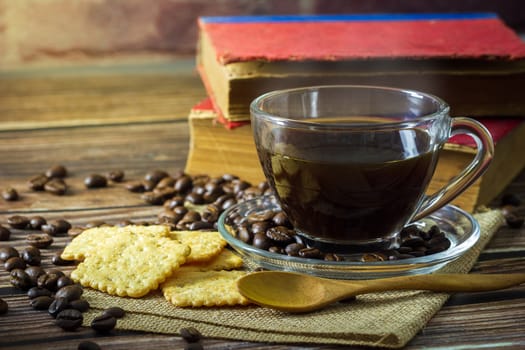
[413,117,495,221]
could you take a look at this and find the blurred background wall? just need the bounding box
[1,0,524,69]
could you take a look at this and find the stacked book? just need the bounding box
[185,13,525,213]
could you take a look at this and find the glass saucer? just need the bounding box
[217,195,480,279]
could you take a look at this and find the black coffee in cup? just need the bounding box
[257,124,438,243]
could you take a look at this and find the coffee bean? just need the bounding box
[7,215,29,229]
[0,298,8,314]
[298,247,322,259]
[52,252,75,266]
[28,286,53,299]
[56,309,83,331]
[25,266,46,285]
[252,233,272,250]
[55,284,83,302]
[2,187,19,201]
[45,164,68,179]
[174,175,193,193]
[56,276,74,289]
[28,173,49,191]
[48,297,70,318]
[107,169,125,182]
[10,268,33,289]
[37,272,60,291]
[283,243,304,256]
[30,295,54,310]
[237,225,253,244]
[78,341,101,350]
[70,299,90,312]
[142,180,157,192]
[26,233,53,249]
[91,313,117,332]
[265,226,294,244]
[188,221,214,231]
[144,169,169,184]
[41,220,69,236]
[5,256,26,271]
[84,174,107,189]
[29,216,47,230]
[0,226,11,241]
[44,178,67,195]
[141,191,166,205]
[324,253,345,262]
[180,326,202,343]
[125,180,145,193]
[20,246,42,266]
[102,306,125,319]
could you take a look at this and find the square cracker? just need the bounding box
[71,231,190,298]
[162,270,250,307]
[61,225,171,261]
[169,230,227,264]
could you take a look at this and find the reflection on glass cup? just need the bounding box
[250,85,493,247]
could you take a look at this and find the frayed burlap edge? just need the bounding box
[82,210,505,348]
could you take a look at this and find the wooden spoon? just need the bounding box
[237,271,525,313]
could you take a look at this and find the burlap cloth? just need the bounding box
[82,209,504,348]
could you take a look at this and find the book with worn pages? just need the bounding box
[185,98,525,213]
[197,13,525,127]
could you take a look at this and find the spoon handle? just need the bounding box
[355,273,525,294]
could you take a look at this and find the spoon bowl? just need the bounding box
[237,271,525,312]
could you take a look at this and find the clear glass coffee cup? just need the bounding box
[250,85,493,249]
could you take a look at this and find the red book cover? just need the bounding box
[197,13,525,128]
[199,13,525,64]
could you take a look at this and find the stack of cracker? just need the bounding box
[61,225,250,307]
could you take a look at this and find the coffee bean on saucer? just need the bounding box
[55,309,83,331]
[2,187,19,201]
[84,174,107,189]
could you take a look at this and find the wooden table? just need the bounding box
[1,61,524,349]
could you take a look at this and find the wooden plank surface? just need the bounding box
[0,63,524,350]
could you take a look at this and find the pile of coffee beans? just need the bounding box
[0,242,123,334]
[225,207,452,262]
